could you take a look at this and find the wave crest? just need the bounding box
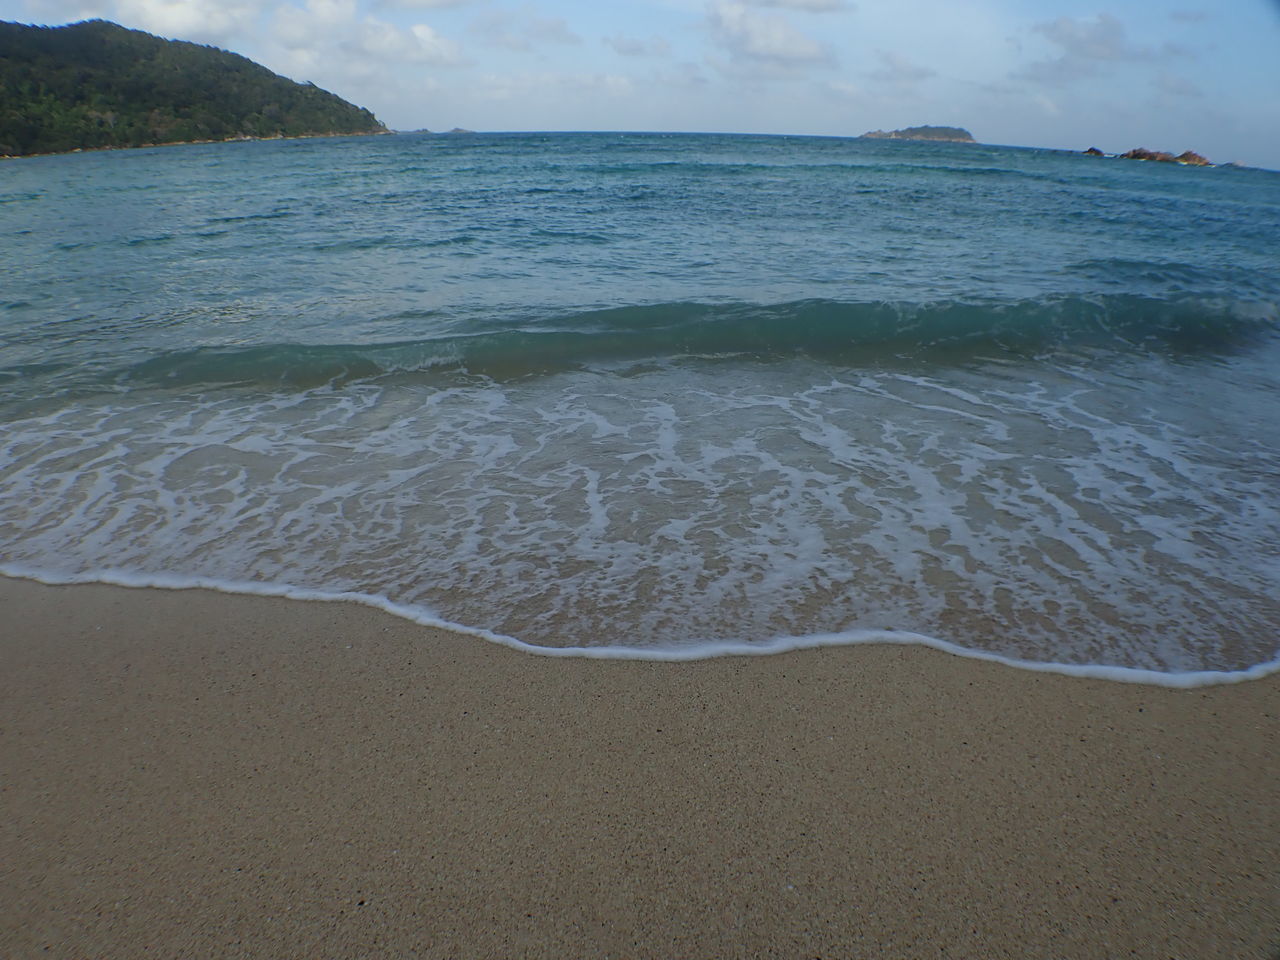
[108,294,1279,389]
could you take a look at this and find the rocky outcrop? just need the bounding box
[1120,147,1212,166]
[1083,147,1105,156]
[1122,148,1176,162]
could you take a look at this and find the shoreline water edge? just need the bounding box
[4,569,1278,688]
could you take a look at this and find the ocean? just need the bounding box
[2,131,1278,682]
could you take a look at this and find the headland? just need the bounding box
[0,19,386,157]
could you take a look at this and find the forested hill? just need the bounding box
[860,126,976,143]
[0,19,388,157]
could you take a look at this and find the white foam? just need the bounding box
[2,354,1277,674]
[3,564,1277,689]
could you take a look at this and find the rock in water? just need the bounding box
[1121,147,1213,166]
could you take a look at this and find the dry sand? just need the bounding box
[1,575,1277,959]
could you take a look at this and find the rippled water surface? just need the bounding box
[3,132,1279,673]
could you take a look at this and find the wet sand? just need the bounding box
[2,576,1276,958]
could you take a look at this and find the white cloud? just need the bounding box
[867,50,935,86]
[269,0,460,63]
[655,61,710,89]
[1034,13,1139,63]
[260,0,463,117]
[1155,72,1203,98]
[470,7,581,52]
[706,1,830,65]
[377,0,472,8]
[1032,93,1061,117]
[13,0,251,45]
[605,34,671,58]
[346,17,459,63]
[468,69,633,103]
[18,0,114,27]
[110,0,258,46]
[292,0,357,27]
[271,3,320,51]
[746,0,850,10]
[1018,13,1163,84]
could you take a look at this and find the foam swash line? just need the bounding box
[4,566,1278,689]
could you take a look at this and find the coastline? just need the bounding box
[0,128,392,161]
[6,565,1277,685]
[2,575,1276,957]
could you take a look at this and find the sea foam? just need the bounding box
[4,565,1277,689]
[3,133,1278,678]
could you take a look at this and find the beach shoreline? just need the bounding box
[0,128,392,161]
[2,574,1276,958]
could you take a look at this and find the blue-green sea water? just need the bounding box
[3,132,1279,679]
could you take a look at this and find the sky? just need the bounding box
[7,0,1280,167]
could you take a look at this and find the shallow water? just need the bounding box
[3,132,1279,676]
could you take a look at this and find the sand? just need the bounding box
[1,576,1276,959]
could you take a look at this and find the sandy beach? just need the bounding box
[1,575,1276,959]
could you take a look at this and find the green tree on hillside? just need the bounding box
[0,19,387,156]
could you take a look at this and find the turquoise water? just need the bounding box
[2,132,1279,677]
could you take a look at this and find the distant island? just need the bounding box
[0,19,388,157]
[861,126,976,143]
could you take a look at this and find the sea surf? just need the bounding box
[3,131,1279,681]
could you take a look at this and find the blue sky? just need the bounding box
[8,0,1280,167]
